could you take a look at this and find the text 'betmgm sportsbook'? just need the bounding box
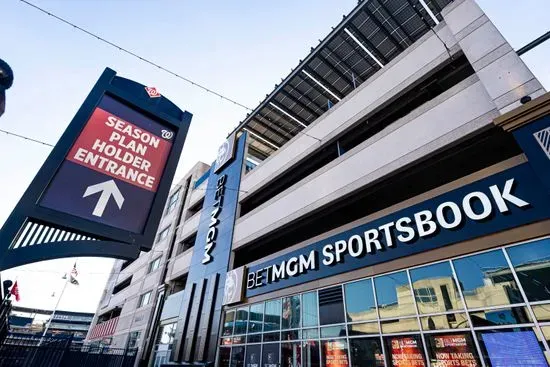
[246,163,550,296]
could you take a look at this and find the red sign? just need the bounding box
[66,107,172,192]
[145,86,161,98]
[324,340,349,366]
[389,336,426,367]
[430,334,479,367]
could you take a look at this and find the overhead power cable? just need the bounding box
[17,0,253,112]
[0,128,54,147]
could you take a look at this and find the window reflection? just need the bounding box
[235,307,249,335]
[349,337,384,367]
[453,250,523,308]
[375,271,416,318]
[302,292,318,327]
[264,300,282,332]
[319,286,345,325]
[410,262,463,314]
[345,279,377,322]
[420,313,469,330]
[282,296,301,329]
[223,311,235,336]
[249,303,264,334]
[469,306,532,327]
[320,325,346,338]
[302,340,320,367]
[348,322,379,336]
[380,318,419,333]
[282,342,302,367]
[507,239,550,302]
[219,347,231,367]
[231,345,245,367]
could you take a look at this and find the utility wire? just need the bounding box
[0,128,54,147]
[17,0,253,112]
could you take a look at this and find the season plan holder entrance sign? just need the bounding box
[40,95,173,233]
[0,68,192,270]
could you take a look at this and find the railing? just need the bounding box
[0,333,136,367]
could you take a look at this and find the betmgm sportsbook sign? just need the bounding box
[0,68,191,270]
[245,163,550,297]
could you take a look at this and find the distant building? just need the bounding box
[9,306,93,341]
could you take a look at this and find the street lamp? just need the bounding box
[0,59,14,118]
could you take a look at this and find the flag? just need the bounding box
[69,263,79,285]
[10,281,20,302]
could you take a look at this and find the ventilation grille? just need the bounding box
[318,286,343,306]
[11,220,98,249]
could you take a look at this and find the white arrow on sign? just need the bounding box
[83,180,125,217]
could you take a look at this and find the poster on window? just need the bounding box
[263,343,280,367]
[388,336,426,367]
[429,334,479,367]
[323,340,350,366]
[246,344,261,367]
[481,331,548,367]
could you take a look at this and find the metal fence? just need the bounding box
[0,333,137,367]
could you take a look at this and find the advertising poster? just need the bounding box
[323,340,350,367]
[481,331,548,366]
[388,336,426,367]
[428,334,479,367]
[263,343,280,367]
[246,344,261,367]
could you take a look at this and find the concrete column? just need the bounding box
[442,0,545,114]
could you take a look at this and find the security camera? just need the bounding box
[520,95,532,104]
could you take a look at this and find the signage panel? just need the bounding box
[481,331,547,366]
[40,95,173,233]
[428,334,479,367]
[246,163,550,297]
[388,336,426,367]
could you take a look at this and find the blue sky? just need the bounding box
[0,0,549,312]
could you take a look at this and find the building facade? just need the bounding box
[92,0,550,366]
[86,162,210,358]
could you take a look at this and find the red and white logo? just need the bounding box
[145,86,161,98]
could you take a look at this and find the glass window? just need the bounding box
[345,279,377,322]
[248,303,264,334]
[218,347,231,367]
[282,330,301,341]
[349,337,384,367]
[348,322,379,336]
[222,311,235,336]
[148,257,162,273]
[247,334,261,343]
[420,313,470,331]
[303,328,319,339]
[262,343,280,366]
[282,342,302,367]
[469,306,532,327]
[232,336,245,345]
[263,332,281,342]
[264,299,282,331]
[302,292,318,327]
[158,323,176,345]
[320,325,346,338]
[282,295,301,329]
[425,332,480,367]
[384,335,426,367]
[410,262,463,314]
[165,189,180,214]
[302,340,321,367]
[532,304,550,322]
[374,271,416,318]
[380,318,419,334]
[507,239,550,302]
[453,250,523,308]
[127,331,141,348]
[139,291,152,307]
[231,345,245,367]
[157,227,170,243]
[321,339,349,367]
[478,328,548,367]
[319,286,346,325]
[539,326,550,364]
[234,307,249,335]
[245,344,261,367]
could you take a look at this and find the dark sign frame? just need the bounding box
[0,68,192,270]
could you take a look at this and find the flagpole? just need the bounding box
[38,260,77,346]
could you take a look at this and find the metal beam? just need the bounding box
[313,53,355,88]
[243,126,281,150]
[404,0,434,28]
[344,28,385,68]
[268,102,307,128]
[302,68,344,101]
[256,110,297,136]
[345,23,389,64]
[295,74,338,107]
[375,0,413,44]
[250,116,293,142]
[517,30,550,56]
[283,83,326,113]
[321,45,365,85]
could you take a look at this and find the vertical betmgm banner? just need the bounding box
[171,132,246,364]
[0,68,192,270]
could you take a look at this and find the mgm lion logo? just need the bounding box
[216,140,230,169]
[223,270,238,304]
